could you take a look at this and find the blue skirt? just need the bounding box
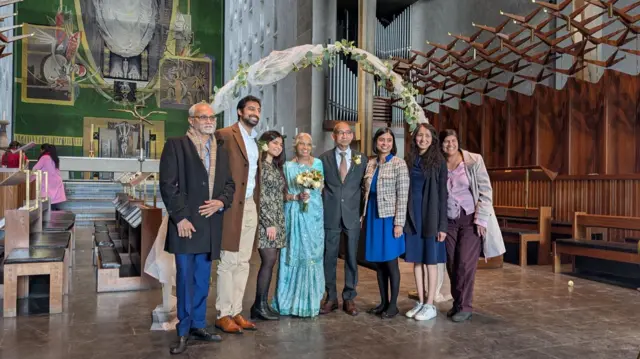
[365,192,405,262]
[404,234,446,264]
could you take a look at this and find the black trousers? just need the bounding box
[324,220,360,301]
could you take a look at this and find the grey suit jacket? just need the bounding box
[320,148,367,230]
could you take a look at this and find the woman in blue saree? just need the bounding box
[272,133,325,317]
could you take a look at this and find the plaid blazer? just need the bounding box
[362,156,410,227]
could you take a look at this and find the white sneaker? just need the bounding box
[414,304,437,321]
[405,302,424,318]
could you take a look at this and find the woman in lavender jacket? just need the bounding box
[439,129,504,323]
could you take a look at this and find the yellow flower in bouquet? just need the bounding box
[295,169,324,211]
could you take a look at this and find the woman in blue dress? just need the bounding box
[403,123,448,321]
[363,128,409,319]
[271,133,325,317]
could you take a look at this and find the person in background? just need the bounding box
[250,130,287,321]
[33,144,66,210]
[1,141,28,169]
[403,123,448,321]
[440,129,504,323]
[362,128,409,319]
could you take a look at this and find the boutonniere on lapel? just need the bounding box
[257,139,269,153]
[352,154,362,165]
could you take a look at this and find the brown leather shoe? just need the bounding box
[233,314,257,331]
[215,316,243,334]
[343,300,358,316]
[319,300,339,315]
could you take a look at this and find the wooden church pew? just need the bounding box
[2,171,70,317]
[494,206,552,266]
[553,212,640,274]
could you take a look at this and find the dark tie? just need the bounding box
[339,152,348,183]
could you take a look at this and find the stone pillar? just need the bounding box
[310,0,337,153]
[223,0,298,156]
[357,0,376,155]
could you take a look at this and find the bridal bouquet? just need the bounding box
[295,169,324,212]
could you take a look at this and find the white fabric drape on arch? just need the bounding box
[211,44,428,126]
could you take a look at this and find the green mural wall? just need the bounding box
[13,0,224,157]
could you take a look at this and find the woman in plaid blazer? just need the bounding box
[362,128,410,319]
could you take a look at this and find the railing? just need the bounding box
[56,156,160,180]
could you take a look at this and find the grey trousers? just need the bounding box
[324,224,360,301]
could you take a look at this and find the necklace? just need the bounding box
[294,157,314,166]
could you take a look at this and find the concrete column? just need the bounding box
[357,0,376,155]
[311,0,337,153]
[295,0,313,143]
[223,0,298,157]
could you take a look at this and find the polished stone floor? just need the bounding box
[1,228,640,359]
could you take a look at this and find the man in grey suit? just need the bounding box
[319,122,367,316]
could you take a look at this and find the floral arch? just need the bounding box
[211,40,427,131]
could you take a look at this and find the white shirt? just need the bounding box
[239,123,259,199]
[335,147,352,172]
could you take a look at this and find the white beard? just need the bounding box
[201,125,215,135]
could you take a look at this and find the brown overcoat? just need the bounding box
[215,123,260,252]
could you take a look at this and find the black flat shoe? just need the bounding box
[366,304,386,315]
[189,328,222,342]
[169,336,188,355]
[380,308,399,319]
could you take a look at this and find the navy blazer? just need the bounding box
[405,160,448,238]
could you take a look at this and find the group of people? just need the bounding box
[159,96,505,355]
[2,141,67,210]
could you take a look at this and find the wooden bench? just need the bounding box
[95,195,161,293]
[2,170,70,317]
[43,210,76,251]
[495,206,552,266]
[3,206,69,317]
[552,212,640,274]
[92,230,114,266]
[3,248,65,317]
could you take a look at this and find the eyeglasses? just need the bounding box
[335,130,353,136]
[192,115,216,122]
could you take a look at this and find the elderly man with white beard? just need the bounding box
[159,102,235,354]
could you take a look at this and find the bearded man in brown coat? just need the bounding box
[214,95,262,333]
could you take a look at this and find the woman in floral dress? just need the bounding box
[250,131,287,321]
